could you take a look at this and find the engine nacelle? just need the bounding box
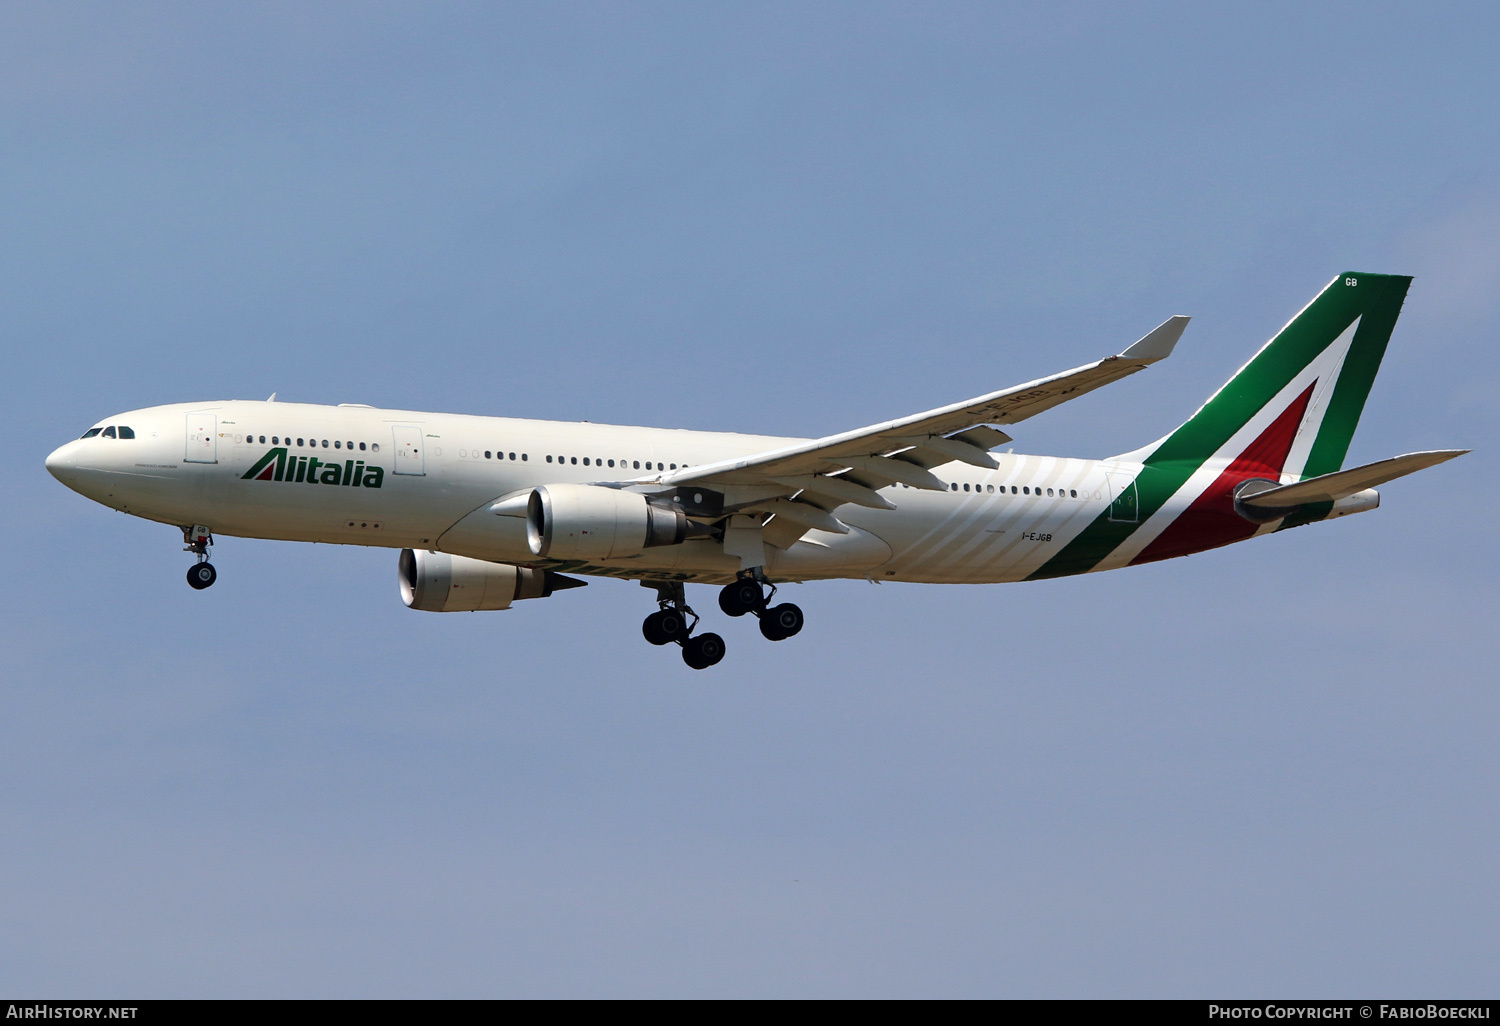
[526,483,687,560]
[399,549,581,612]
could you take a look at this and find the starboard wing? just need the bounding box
[650,316,1191,547]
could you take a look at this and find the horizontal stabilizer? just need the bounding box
[1239,449,1469,509]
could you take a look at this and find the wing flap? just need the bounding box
[773,474,897,510]
[750,498,849,534]
[833,454,948,491]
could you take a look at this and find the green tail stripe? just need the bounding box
[1027,272,1411,580]
[1301,279,1410,478]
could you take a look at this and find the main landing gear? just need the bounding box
[718,573,804,642]
[182,524,217,590]
[642,581,726,670]
[639,573,806,670]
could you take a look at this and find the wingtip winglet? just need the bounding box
[1119,314,1190,363]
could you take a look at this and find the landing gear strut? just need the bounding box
[718,571,804,642]
[641,581,725,670]
[182,524,217,590]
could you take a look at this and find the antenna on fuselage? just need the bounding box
[267,392,277,402]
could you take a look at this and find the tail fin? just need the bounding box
[1032,273,1411,580]
[1120,271,1412,478]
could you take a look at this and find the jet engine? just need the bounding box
[399,548,584,612]
[526,483,688,560]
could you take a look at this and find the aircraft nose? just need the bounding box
[45,441,80,486]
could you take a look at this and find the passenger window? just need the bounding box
[117,426,135,439]
[272,436,279,444]
[485,451,492,459]
[571,457,577,465]
[1023,486,1029,494]
[359,442,366,451]
[608,459,615,467]
[371,444,379,452]
[509,452,516,460]
[547,455,553,463]
[633,461,640,469]
[987,484,994,493]
[950,483,957,491]
[583,458,590,466]
[259,436,266,444]
[102,426,117,438]
[321,439,329,448]
[297,438,304,446]
[1047,488,1054,497]
[334,441,341,449]
[520,453,526,461]
[1070,489,1077,498]
[963,483,970,491]
[81,428,102,438]
[670,463,677,470]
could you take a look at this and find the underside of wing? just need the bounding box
[648,316,1190,548]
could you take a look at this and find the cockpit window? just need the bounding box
[81,428,102,439]
[117,426,135,439]
[101,426,117,438]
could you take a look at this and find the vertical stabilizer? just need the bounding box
[1033,273,1411,578]
[1134,271,1410,477]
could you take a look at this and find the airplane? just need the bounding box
[45,272,1467,669]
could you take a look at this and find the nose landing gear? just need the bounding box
[182,524,217,590]
[641,581,725,669]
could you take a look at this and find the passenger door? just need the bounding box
[392,425,425,476]
[185,413,217,463]
[1106,471,1138,523]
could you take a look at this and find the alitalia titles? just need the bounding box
[242,447,385,488]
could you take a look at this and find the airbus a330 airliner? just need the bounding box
[46,273,1465,668]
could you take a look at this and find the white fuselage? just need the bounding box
[45,400,1138,585]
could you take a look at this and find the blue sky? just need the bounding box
[3,2,1497,997]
